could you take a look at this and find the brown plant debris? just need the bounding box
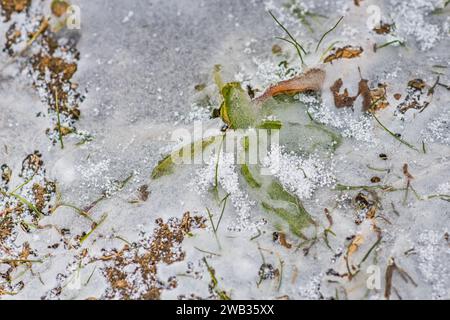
[384,257,417,300]
[273,232,292,249]
[0,151,56,296]
[330,78,358,108]
[0,0,31,22]
[368,83,390,112]
[402,164,414,181]
[373,22,394,35]
[353,191,379,225]
[2,3,86,145]
[100,212,206,300]
[371,176,381,183]
[51,0,69,17]
[255,68,325,102]
[330,76,389,112]
[397,79,433,114]
[323,46,363,64]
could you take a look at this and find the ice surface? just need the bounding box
[0,0,449,300]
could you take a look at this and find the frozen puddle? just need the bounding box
[0,0,449,300]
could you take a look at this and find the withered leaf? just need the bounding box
[373,22,393,35]
[402,164,414,180]
[324,46,364,64]
[347,234,364,257]
[358,79,372,112]
[51,0,69,18]
[397,79,431,114]
[0,0,31,21]
[330,78,358,108]
[137,184,150,202]
[278,232,292,249]
[385,257,395,299]
[255,68,326,102]
[32,183,46,211]
[408,79,426,90]
[1,164,12,185]
[368,83,390,112]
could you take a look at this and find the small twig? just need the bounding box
[54,88,64,149]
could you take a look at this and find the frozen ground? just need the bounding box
[0,0,449,299]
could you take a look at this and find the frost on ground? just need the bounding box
[0,0,449,300]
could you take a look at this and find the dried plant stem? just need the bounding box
[54,88,65,149]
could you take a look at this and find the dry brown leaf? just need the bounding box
[408,79,426,90]
[324,46,364,64]
[373,22,393,35]
[397,79,435,114]
[358,79,372,112]
[0,0,31,21]
[255,68,326,102]
[366,206,377,220]
[51,0,69,18]
[330,78,358,108]
[1,164,12,185]
[402,164,414,180]
[278,232,292,249]
[137,184,150,202]
[368,83,390,112]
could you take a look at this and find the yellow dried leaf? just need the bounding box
[324,46,363,64]
[347,234,364,257]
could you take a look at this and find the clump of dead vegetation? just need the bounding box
[0,151,56,296]
[97,213,206,300]
[2,0,88,147]
[0,0,31,21]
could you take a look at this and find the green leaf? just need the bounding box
[263,181,312,238]
[241,164,261,188]
[262,202,309,239]
[267,181,298,204]
[257,119,283,130]
[221,83,258,129]
[151,136,217,179]
[305,123,342,151]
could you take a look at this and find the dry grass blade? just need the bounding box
[315,16,343,53]
[269,10,306,65]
